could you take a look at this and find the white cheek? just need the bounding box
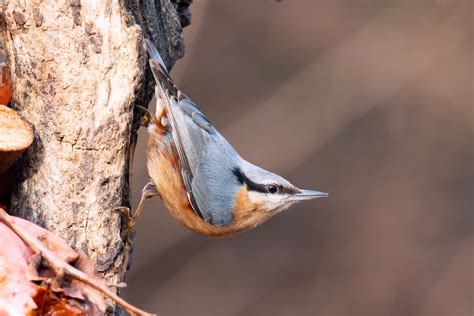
[246,191,265,205]
[247,191,287,211]
[268,195,285,209]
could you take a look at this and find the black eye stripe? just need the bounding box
[232,167,299,195]
[280,186,299,195]
[232,167,268,193]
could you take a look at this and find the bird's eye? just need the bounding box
[267,184,279,194]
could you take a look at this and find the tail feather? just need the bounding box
[144,38,167,71]
[144,38,178,99]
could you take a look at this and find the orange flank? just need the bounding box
[146,114,273,236]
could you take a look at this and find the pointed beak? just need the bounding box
[293,189,329,201]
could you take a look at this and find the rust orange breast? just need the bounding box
[146,120,272,236]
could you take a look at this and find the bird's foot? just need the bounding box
[113,182,159,245]
[135,105,152,127]
[141,182,159,200]
[112,206,134,246]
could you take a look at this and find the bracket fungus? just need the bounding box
[0,104,33,173]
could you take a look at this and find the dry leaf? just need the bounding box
[0,220,37,315]
[0,216,105,315]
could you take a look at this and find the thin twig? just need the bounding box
[0,207,154,316]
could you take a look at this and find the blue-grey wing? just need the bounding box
[146,39,239,225]
[171,94,240,226]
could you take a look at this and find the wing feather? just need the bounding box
[145,39,239,226]
[146,40,205,219]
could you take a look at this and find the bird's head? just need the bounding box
[232,160,328,218]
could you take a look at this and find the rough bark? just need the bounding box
[0,0,186,313]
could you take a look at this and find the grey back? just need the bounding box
[170,94,241,226]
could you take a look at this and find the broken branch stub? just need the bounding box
[0,104,33,173]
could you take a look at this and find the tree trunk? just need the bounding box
[0,0,187,313]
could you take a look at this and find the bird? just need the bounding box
[120,39,328,239]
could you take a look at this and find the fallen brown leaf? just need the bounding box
[0,215,105,315]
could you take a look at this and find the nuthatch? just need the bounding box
[122,40,328,238]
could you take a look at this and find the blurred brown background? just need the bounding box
[124,1,473,315]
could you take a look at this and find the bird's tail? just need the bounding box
[144,38,167,72]
[144,38,178,117]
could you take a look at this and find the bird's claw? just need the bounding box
[136,105,151,127]
[112,206,134,245]
[112,182,158,246]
